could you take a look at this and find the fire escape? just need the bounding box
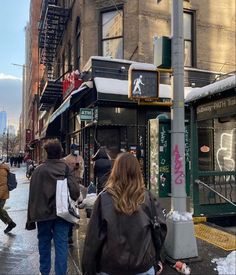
[38,0,69,111]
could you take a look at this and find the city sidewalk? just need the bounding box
[73,201,235,275]
[0,164,79,275]
[1,164,235,275]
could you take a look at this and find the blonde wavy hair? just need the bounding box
[105,152,145,215]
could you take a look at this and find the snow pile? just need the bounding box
[129,62,157,71]
[167,211,193,221]
[212,251,236,275]
[185,75,235,103]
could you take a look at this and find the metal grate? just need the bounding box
[194,223,236,251]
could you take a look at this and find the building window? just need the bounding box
[184,11,194,67]
[67,41,72,71]
[76,17,81,71]
[101,8,123,59]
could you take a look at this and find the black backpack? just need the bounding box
[7,172,17,191]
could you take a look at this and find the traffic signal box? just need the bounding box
[128,68,160,101]
[128,59,172,106]
[153,36,171,69]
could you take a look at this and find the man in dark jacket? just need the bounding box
[26,139,80,275]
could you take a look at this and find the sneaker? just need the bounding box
[4,222,16,234]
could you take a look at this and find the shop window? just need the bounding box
[214,117,236,173]
[101,8,123,59]
[98,107,136,125]
[184,11,195,67]
[197,120,214,171]
[97,128,120,159]
[197,117,236,172]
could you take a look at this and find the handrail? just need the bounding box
[195,179,236,207]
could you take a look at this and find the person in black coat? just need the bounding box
[92,147,112,194]
[82,152,166,275]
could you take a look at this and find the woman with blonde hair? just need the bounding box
[82,152,166,275]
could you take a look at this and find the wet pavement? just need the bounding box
[0,165,80,275]
[1,165,235,275]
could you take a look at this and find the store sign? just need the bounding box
[62,70,83,99]
[197,96,236,120]
[128,68,160,100]
[80,108,93,121]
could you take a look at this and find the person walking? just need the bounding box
[64,143,84,244]
[92,147,112,194]
[82,152,166,275]
[26,139,80,275]
[0,162,16,233]
[64,143,84,184]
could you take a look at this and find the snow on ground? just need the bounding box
[212,251,236,275]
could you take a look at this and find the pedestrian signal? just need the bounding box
[128,67,160,100]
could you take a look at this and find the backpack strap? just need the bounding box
[65,164,70,178]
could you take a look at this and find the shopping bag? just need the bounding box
[56,178,80,224]
[7,172,17,191]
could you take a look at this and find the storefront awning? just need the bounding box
[49,81,93,124]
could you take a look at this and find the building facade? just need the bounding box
[26,0,235,160]
[22,0,42,157]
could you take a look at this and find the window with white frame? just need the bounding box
[102,8,123,59]
[184,11,194,67]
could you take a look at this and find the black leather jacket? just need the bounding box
[82,190,158,275]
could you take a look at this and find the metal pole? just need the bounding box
[6,127,9,163]
[171,0,186,212]
[164,0,198,259]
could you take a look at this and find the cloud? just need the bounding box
[0,73,22,81]
[0,78,22,129]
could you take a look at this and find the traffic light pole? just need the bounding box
[164,0,198,259]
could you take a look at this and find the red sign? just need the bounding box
[63,70,83,99]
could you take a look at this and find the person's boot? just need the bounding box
[4,221,16,233]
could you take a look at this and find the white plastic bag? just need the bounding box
[56,178,80,224]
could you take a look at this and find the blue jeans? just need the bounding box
[99,266,155,275]
[37,218,70,275]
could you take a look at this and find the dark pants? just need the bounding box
[68,223,73,238]
[37,218,70,275]
[0,199,12,224]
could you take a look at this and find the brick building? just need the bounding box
[24,0,235,163]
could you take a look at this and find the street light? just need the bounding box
[162,0,198,260]
[12,63,27,153]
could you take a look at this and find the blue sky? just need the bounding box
[0,0,30,128]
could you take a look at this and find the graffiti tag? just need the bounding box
[173,144,184,184]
